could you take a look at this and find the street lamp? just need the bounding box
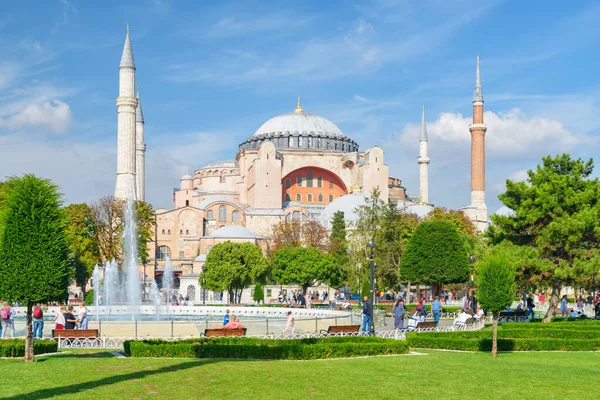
[367,239,377,336]
[468,255,476,313]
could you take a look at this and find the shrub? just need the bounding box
[84,289,94,305]
[124,336,409,360]
[0,339,58,357]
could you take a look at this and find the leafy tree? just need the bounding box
[329,211,349,269]
[303,220,329,251]
[272,246,343,295]
[476,255,516,357]
[400,221,469,294]
[135,200,155,264]
[489,154,600,321]
[253,283,265,304]
[0,175,70,362]
[361,279,370,299]
[64,203,100,292]
[425,207,478,252]
[270,220,302,254]
[200,242,269,302]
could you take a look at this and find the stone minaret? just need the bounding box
[417,105,430,204]
[468,55,488,230]
[135,88,146,201]
[115,25,138,200]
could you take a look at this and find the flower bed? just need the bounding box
[0,339,58,357]
[124,336,409,360]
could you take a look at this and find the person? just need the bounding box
[64,306,77,329]
[223,309,230,326]
[33,304,44,339]
[305,292,311,309]
[526,294,536,320]
[595,301,600,320]
[282,311,295,334]
[224,315,245,329]
[453,310,472,327]
[539,292,546,304]
[298,292,306,308]
[560,295,569,317]
[78,303,88,329]
[392,297,405,330]
[569,308,579,318]
[431,296,442,326]
[1,303,15,338]
[416,299,427,321]
[461,295,469,312]
[52,306,66,330]
[361,296,372,333]
[474,307,485,320]
[577,296,584,313]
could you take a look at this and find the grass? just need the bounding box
[1,349,599,399]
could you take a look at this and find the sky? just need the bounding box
[1,0,599,214]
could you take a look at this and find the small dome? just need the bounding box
[320,194,369,229]
[181,174,192,180]
[209,225,257,238]
[194,254,207,262]
[254,111,344,138]
[493,206,515,217]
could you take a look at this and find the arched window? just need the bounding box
[329,180,334,189]
[318,194,323,202]
[307,172,313,187]
[317,177,322,187]
[296,193,301,202]
[186,285,196,302]
[298,136,303,147]
[232,210,240,224]
[292,211,300,221]
[285,178,291,188]
[297,176,303,187]
[329,194,334,202]
[307,194,313,202]
[317,137,322,148]
[206,210,214,220]
[156,245,171,260]
[220,172,226,183]
[285,193,291,201]
[185,200,189,206]
[219,205,227,222]
[308,136,312,147]
[288,137,294,147]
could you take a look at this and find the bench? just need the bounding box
[415,321,437,330]
[320,325,361,334]
[499,311,526,321]
[454,317,475,327]
[379,300,393,305]
[228,303,246,307]
[52,329,98,339]
[204,328,247,337]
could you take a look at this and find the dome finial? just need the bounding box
[294,94,303,113]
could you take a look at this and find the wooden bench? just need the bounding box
[379,300,393,305]
[204,328,247,337]
[52,329,98,339]
[320,325,361,334]
[415,321,437,330]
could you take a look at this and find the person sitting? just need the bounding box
[453,310,473,327]
[224,315,245,329]
[515,303,524,313]
[594,302,600,319]
[569,308,579,318]
[474,307,485,320]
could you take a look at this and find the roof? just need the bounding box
[209,225,257,238]
[200,160,239,169]
[194,254,207,262]
[197,196,243,210]
[120,25,135,69]
[254,111,344,138]
[319,194,369,229]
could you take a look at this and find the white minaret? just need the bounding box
[417,105,430,204]
[135,88,146,201]
[115,25,138,200]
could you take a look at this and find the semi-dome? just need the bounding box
[320,194,368,229]
[254,111,344,138]
[209,225,257,238]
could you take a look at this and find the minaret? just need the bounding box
[468,55,487,229]
[114,25,138,200]
[135,88,146,201]
[417,105,430,204]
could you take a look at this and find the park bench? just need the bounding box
[52,329,98,339]
[379,300,393,305]
[454,317,475,327]
[498,311,526,322]
[415,321,437,330]
[204,328,247,337]
[320,325,360,335]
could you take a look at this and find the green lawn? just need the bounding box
[1,350,599,399]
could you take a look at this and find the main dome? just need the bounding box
[253,111,344,138]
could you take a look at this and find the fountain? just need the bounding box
[92,265,101,322]
[103,259,119,317]
[163,256,174,317]
[150,279,161,320]
[122,196,141,320]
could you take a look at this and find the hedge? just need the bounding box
[124,336,409,360]
[0,339,58,357]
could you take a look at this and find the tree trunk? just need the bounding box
[228,289,234,303]
[25,303,34,362]
[302,285,309,296]
[543,280,562,322]
[491,312,498,357]
[431,283,442,297]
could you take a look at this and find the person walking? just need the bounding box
[282,311,295,334]
[78,303,88,329]
[560,295,569,317]
[33,304,44,339]
[64,306,77,329]
[392,297,405,330]
[361,296,372,333]
[1,303,15,338]
[431,296,442,326]
[526,294,536,320]
[51,306,66,330]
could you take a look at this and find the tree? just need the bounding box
[270,220,302,254]
[425,207,478,253]
[272,246,343,295]
[489,154,600,321]
[0,175,70,362]
[303,220,329,251]
[135,201,155,264]
[253,283,265,304]
[400,221,469,294]
[476,255,516,357]
[64,203,100,292]
[330,211,349,267]
[200,242,269,302]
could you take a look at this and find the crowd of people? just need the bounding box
[0,302,89,339]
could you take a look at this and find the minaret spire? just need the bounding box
[473,55,483,103]
[120,24,136,69]
[135,87,146,201]
[417,105,430,204]
[294,94,303,113]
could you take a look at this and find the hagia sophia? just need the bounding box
[113,27,488,302]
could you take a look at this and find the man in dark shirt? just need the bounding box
[64,306,77,329]
[361,296,372,333]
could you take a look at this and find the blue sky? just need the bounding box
[1,0,598,213]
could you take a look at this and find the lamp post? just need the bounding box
[468,255,476,312]
[367,239,377,336]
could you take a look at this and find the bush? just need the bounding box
[84,290,94,305]
[124,336,409,360]
[0,339,58,357]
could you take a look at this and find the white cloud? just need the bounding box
[0,100,73,134]
[508,170,528,182]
